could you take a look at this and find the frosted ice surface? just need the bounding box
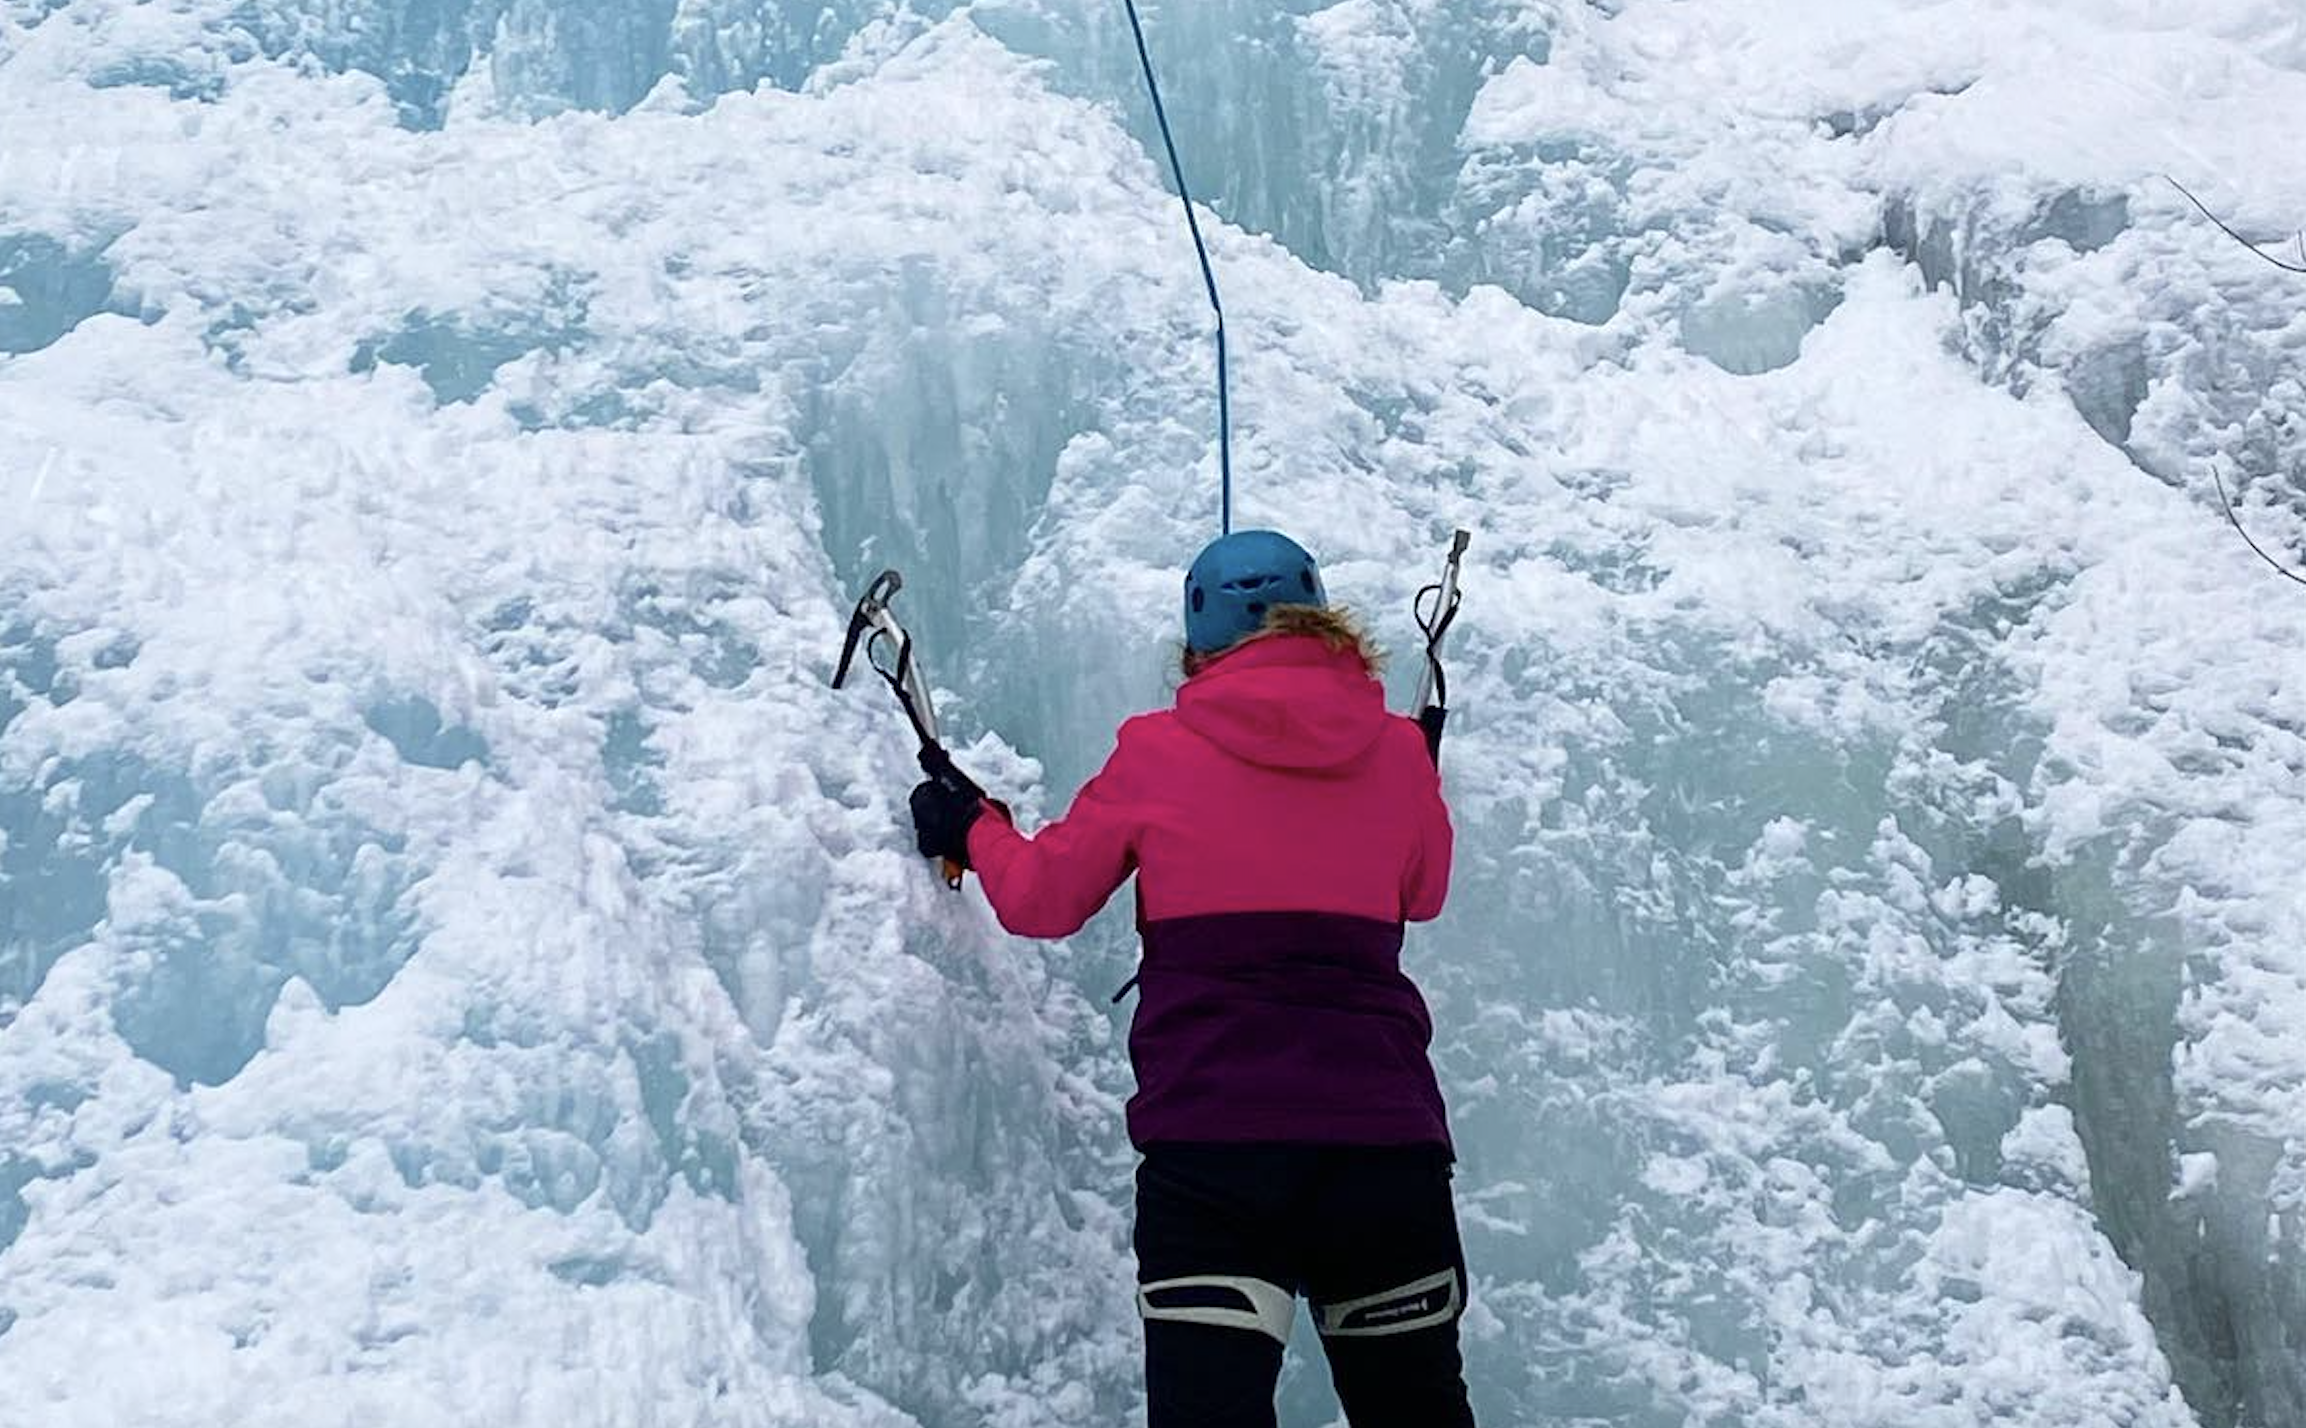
[2,1,2303,1426]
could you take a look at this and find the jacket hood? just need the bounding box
[1174,635,1390,771]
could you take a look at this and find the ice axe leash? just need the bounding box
[1409,530,1471,767]
[830,569,983,890]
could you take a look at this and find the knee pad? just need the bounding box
[1138,1275,1296,1345]
[1313,1267,1461,1338]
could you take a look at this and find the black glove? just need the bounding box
[909,748,987,869]
[910,778,982,867]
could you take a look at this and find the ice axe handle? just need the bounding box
[918,742,985,797]
[1419,705,1448,768]
[918,743,982,892]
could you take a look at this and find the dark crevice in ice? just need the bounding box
[351,289,589,404]
[87,56,227,101]
[0,234,123,357]
[364,696,493,770]
[1820,79,1977,142]
[2053,858,2241,1428]
[2065,336,2151,450]
[1,626,102,1017]
[0,1155,32,1258]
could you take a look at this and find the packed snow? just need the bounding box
[1,0,2301,1425]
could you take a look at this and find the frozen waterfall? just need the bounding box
[2,1,2302,1426]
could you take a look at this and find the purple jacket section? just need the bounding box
[1126,910,1452,1151]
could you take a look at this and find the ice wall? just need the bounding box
[0,30,1149,1426]
[3,1,2303,1427]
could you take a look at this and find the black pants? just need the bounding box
[1134,1143,1477,1428]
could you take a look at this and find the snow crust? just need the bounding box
[2,0,2302,1425]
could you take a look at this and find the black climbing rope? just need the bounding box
[2162,177,2306,588]
[2209,464,2306,589]
[2166,176,2306,275]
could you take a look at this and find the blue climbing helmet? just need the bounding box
[1183,530,1328,655]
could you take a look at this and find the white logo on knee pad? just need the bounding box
[1137,1275,1296,1345]
[1313,1268,1461,1338]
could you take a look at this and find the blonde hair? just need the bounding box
[1179,604,1386,681]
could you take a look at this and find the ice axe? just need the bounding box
[1409,530,1470,767]
[831,569,981,889]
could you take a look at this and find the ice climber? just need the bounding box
[908,531,1478,1428]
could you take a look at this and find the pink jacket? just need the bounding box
[966,634,1455,1148]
